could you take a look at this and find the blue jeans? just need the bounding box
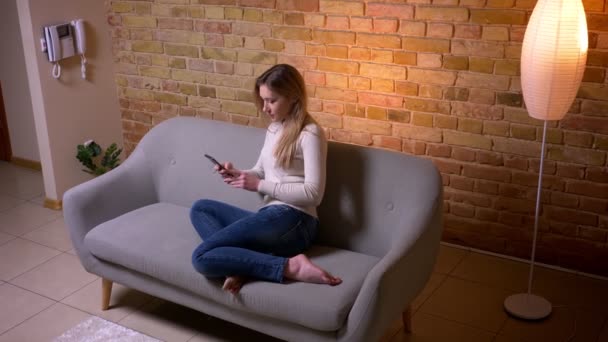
[190,199,318,283]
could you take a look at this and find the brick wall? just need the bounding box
[106,0,608,276]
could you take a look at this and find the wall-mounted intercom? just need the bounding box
[41,19,87,80]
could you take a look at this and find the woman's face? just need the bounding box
[259,85,292,122]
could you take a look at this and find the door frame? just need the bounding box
[0,82,12,161]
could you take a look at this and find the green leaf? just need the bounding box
[76,141,122,176]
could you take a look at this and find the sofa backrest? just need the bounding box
[137,117,442,258]
[318,141,441,257]
[138,117,266,212]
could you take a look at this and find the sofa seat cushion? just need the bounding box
[84,202,380,331]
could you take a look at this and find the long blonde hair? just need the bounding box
[254,64,315,169]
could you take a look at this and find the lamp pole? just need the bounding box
[503,0,588,320]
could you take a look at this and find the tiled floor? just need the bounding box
[0,160,607,342]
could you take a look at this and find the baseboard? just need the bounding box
[43,198,62,211]
[11,156,42,171]
[440,241,608,281]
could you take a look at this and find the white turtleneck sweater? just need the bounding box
[245,121,327,218]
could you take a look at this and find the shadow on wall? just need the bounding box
[317,142,366,251]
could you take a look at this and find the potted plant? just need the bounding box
[76,140,122,176]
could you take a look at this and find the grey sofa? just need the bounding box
[63,117,443,342]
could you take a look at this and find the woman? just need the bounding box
[190,64,342,294]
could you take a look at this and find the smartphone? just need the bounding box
[204,154,225,171]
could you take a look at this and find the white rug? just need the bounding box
[53,316,161,342]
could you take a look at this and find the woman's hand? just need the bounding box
[224,172,260,192]
[216,162,241,179]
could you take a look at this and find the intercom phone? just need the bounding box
[41,19,87,80]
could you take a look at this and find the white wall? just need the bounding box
[18,0,123,201]
[0,0,39,162]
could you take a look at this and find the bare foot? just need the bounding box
[284,254,342,286]
[223,276,246,294]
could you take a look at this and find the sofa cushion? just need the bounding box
[84,202,379,332]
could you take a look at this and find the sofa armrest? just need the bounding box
[338,187,443,342]
[63,148,157,273]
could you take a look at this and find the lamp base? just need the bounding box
[504,293,552,320]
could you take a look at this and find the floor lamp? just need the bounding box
[503,0,588,320]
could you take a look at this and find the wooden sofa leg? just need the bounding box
[402,305,412,333]
[101,278,113,311]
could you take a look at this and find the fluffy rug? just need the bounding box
[53,316,161,342]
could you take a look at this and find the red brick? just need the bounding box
[196,0,236,4]
[358,92,403,108]
[555,164,585,180]
[351,132,373,146]
[455,40,505,59]
[433,159,462,175]
[276,0,319,11]
[318,58,358,74]
[450,175,474,191]
[350,17,372,31]
[504,155,528,170]
[476,208,499,222]
[476,151,503,166]
[394,124,441,142]
[158,18,193,30]
[326,16,349,30]
[586,167,608,183]
[366,3,414,19]
[320,0,364,15]
[446,189,493,207]
[547,146,606,166]
[372,136,402,151]
[451,147,475,162]
[427,144,451,158]
[550,191,579,209]
[579,227,607,243]
[239,0,275,8]
[307,44,326,57]
[404,98,450,114]
[402,140,426,155]
[470,9,526,25]
[475,180,499,195]
[562,115,608,135]
[464,164,511,182]
[498,211,524,227]
[277,55,317,70]
[566,180,608,199]
[454,24,481,39]
[451,202,476,218]
[195,21,231,33]
[547,206,598,226]
[495,197,536,215]
[373,18,398,33]
[529,159,556,175]
[579,197,608,215]
[357,33,402,49]
[499,183,528,199]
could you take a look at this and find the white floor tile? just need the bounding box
[0,238,61,281]
[0,302,90,342]
[0,202,61,236]
[0,166,44,200]
[10,253,97,301]
[22,217,73,252]
[62,278,154,323]
[0,231,16,246]
[119,299,205,342]
[0,194,24,213]
[0,283,55,335]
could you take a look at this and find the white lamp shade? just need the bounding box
[521,0,588,121]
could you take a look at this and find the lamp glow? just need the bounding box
[504,0,588,321]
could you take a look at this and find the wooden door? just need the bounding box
[0,83,12,161]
